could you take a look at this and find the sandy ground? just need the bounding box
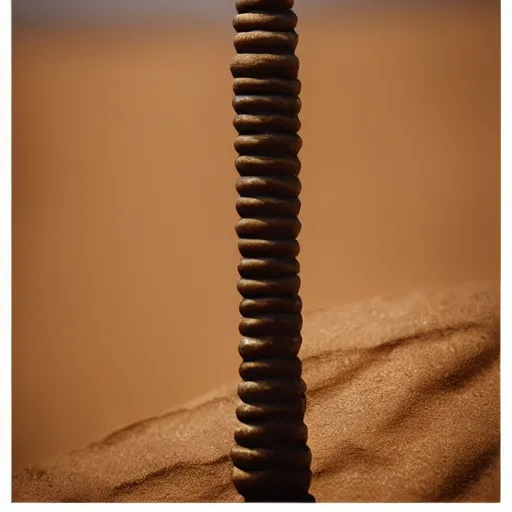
[12,2,499,470]
[12,281,500,502]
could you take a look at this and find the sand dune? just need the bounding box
[12,281,500,502]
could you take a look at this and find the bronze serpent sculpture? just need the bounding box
[230,0,315,502]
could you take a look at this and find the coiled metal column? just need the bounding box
[230,0,315,503]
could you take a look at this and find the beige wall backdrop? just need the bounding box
[12,2,500,470]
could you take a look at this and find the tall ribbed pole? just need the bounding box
[230,0,315,503]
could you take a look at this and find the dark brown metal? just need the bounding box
[230,0,314,503]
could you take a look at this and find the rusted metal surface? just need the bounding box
[230,0,315,503]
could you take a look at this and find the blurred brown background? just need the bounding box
[12,1,500,470]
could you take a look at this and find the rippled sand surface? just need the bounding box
[13,281,500,502]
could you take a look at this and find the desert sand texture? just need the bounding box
[12,281,500,502]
